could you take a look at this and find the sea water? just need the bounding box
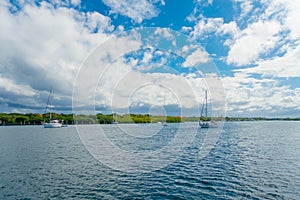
[0,121,299,199]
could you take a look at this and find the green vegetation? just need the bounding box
[96,114,182,124]
[0,113,75,125]
[0,113,299,126]
[200,116,211,121]
[225,117,300,121]
[0,113,182,125]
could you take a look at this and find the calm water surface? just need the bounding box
[0,121,299,199]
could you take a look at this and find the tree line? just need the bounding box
[1,113,299,126]
[0,113,183,125]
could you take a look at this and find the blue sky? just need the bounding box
[0,0,299,117]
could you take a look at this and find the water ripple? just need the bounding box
[0,122,300,199]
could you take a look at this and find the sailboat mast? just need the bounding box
[205,90,208,118]
[49,87,53,120]
[164,96,166,123]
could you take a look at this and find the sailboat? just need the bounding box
[112,113,118,124]
[162,96,168,126]
[43,87,62,128]
[199,90,218,128]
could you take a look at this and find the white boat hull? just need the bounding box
[199,91,218,128]
[43,120,62,128]
[199,121,218,128]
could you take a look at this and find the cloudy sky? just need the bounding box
[0,0,299,117]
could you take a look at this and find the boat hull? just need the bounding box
[43,120,62,128]
[43,123,62,128]
[199,121,218,128]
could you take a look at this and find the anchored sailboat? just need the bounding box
[199,90,218,128]
[112,113,118,124]
[43,87,62,128]
[162,96,168,126]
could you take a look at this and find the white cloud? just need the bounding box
[190,16,240,42]
[191,17,224,38]
[225,0,300,78]
[236,44,300,78]
[46,0,81,7]
[181,26,193,33]
[227,0,300,68]
[141,49,153,64]
[190,0,300,116]
[98,69,203,111]
[226,20,281,66]
[217,21,239,36]
[283,0,300,40]
[220,0,300,116]
[0,75,38,96]
[231,0,254,19]
[73,33,143,110]
[71,25,223,116]
[0,1,114,111]
[90,53,205,112]
[195,0,213,6]
[183,48,210,67]
[190,0,300,70]
[0,0,10,7]
[154,28,174,40]
[86,12,114,32]
[70,0,81,6]
[73,26,216,114]
[222,73,300,117]
[102,0,162,23]
[90,60,206,115]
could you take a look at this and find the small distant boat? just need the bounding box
[43,119,63,128]
[112,113,118,124]
[199,120,218,128]
[162,121,168,126]
[162,96,168,126]
[43,87,62,128]
[199,90,218,128]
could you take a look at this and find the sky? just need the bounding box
[0,0,299,117]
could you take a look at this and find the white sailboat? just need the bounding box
[112,113,118,124]
[43,87,62,128]
[162,96,168,126]
[199,90,218,128]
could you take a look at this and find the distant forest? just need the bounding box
[0,113,186,125]
[0,113,299,126]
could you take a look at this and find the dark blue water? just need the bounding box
[0,121,299,199]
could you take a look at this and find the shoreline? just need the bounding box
[1,119,300,127]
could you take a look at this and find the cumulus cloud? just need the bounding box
[190,0,300,69]
[46,0,81,7]
[191,17,223,38]
[190,16,240,42]
[187,0,300,117]
[226,20,281,66]
[225,0,300,77]
[236,44,300,78]
[76,43,213,115]
[102,0,163,23]
[231,0,254,19]
[94,63,208,116]
[282,0,300,40]
[222,72,300,117]
[0,75,38,97]
[0,1,114,112]
[72,27,225,116]
[3,0,298,117]
[183,48,210,67]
